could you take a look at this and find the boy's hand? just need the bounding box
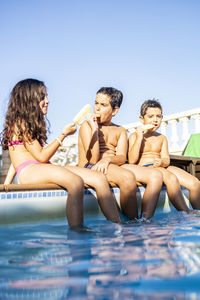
[153,157,162,167]
[92,157,111,174]
[136,124,154,139]
[62,123,77,137]
[87,113,98,131]
[135,126,145,140]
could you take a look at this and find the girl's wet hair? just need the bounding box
[1,78,50,150]
[140,99,162,117]
[97,87,123,109]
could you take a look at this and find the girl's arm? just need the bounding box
[25,123,77,163]
[4,164,16,184]
[79,116,100,164]
[128,129,143,164]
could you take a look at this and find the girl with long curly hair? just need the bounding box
[2,79,121,227]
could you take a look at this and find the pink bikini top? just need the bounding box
[8,141,23,146]
[8,140,44,147]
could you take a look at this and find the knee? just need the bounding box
[166,173,179,186]
[69,176,84,193]
[120,170,136,189]
[190,177,200,192]
[148,170,163,186]
[93,172,108,189]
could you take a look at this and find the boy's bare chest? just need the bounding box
[142,135,162,152]
[98,127,119,146]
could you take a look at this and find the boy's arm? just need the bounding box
[79,116,100,164]
[154,135,170,167]
[92,127,127,174]
[4,164,16,184]
[128,128,144,164]
[111,127,128,165]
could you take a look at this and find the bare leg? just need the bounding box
[19,164,84,227]
[102,164,138,219]
[122,164,163,219]
[168,166,200,209]
[157,167,190,212]
[68,166,121,223]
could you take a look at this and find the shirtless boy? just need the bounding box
[78,87,138,219]
[128,99,200,211]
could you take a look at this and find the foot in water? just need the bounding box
[123,218,138,225]
[186,209,200,215]
[138,217,151,224]
[69,225,95,234]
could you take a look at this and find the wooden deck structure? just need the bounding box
[170,154,200,180]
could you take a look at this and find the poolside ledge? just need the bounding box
[0,183,190,225]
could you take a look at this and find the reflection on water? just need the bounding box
[1,211,200,299]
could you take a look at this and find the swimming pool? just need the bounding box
[1,211,200,299]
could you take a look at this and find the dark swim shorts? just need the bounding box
[142,163,154,167]
[84,162,96,169]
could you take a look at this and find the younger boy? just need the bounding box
[78,88,163,220]
[128,99,200,211]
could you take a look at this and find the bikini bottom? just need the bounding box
[16,160,51,177]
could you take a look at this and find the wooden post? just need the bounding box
[0,150,11,183]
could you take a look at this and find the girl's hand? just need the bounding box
[62,123,77,137]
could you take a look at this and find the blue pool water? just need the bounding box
[1,211,200,299]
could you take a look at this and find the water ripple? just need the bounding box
[1,211,200,299]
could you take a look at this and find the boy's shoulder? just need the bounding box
[149,132,168,141]
[128,131,167,139]
[79,120,90,131]
[154,132,163,137]
[110,122,126,133]
[80,120,89,126]
[110,122,125,128]
[155,132,167,140]
[152,133,168,145]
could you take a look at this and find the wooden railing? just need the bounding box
[50,135,78,166]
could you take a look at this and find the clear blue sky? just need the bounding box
[1,0,200,141]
